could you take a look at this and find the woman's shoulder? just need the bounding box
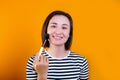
[27,54,36,63]
[70,51,87,60]
[69,51,88,64]
[70,51,84,57]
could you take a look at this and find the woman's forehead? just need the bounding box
[49,15,70,26]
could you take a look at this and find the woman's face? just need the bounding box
[47,15,70,47]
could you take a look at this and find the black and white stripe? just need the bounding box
[26,51,88,80]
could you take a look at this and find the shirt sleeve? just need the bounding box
[26,55,37,80]
[79,57,89,80]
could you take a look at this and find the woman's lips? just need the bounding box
[52,35,63,40]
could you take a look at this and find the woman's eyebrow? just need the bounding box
[50,22,57,25]
[62,24,69,26]
[50,22,69,26]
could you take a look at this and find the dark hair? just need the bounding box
[41,10,73,50]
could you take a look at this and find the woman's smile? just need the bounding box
[52,35,63,40]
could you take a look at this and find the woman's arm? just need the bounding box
[79,57,89,80]
[26,55,37,80]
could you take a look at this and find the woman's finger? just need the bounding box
[43,55,46,63]
[35,52,39,61]
[46,57,49,64]
[40,55,44,63]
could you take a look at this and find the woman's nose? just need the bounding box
[55,28,62,34]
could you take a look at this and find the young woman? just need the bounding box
[26,10,89,80]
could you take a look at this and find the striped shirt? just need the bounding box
[26,51,88,80]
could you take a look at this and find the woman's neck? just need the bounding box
[47,45,69,59]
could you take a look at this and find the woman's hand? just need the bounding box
[33,53,49,80]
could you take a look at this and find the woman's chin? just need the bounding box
[52,43,64,46]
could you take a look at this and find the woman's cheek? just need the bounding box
[47,27,54,34]
[47,29,51,35]
[64,31,70,37]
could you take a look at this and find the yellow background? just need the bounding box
[0,0,120,80]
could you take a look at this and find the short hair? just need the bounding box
[41,10,73,50]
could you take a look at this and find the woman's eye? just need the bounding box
[62,27,67,29]
[51,25,56,28]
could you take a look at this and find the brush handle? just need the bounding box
[38,47,44,60]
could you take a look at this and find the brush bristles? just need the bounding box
[44,33,49,40]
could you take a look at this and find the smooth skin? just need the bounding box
[33,15,70,80]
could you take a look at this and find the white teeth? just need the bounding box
[52,35,62,40]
